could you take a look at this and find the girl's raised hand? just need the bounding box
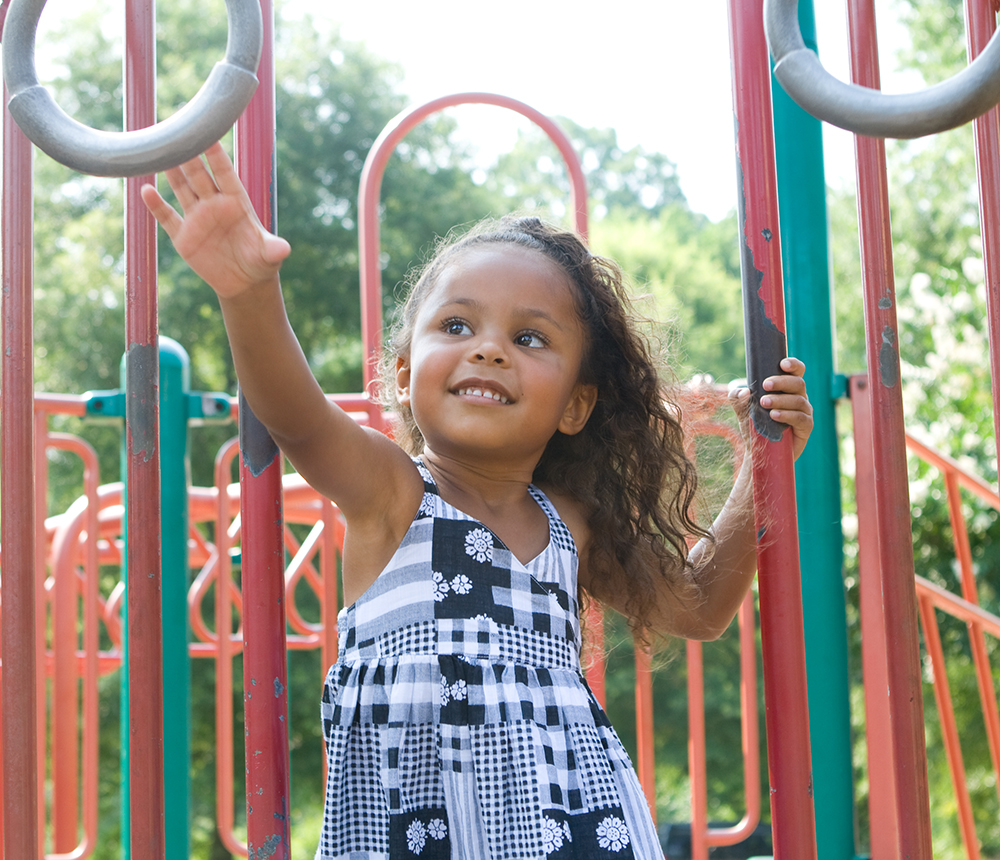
[140,142,291,299]
[731,357,814,460]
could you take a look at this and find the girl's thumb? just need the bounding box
[261,233,292,266]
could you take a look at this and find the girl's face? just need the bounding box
[396,245,597,464]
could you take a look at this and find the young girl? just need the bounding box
[142,143,813,860]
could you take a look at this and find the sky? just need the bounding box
[305,0,917,221]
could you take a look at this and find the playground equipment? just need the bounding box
[764,0,1000,137]
[3,0,1000,859]
[2,0,263,175]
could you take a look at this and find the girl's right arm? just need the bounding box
[140,144,423,524]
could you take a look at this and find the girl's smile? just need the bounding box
[395,245,597,464]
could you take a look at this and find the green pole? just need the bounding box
[90,337,194,859]
[770,3,856,858]
[158,337,194,860]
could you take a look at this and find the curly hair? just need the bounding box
[380,215,710,638]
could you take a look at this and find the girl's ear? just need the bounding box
[396,356,411,407]
[558,383,598,436]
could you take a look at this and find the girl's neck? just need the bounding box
[422,449,551,565]
[421,449,537,511]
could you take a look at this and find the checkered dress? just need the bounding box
[316,460,662,860]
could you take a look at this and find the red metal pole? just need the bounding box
[965,0,1000,810]
[687,640,709,860]
[235,0,292,855]
[726,2,816,857]
[633,642,655,822]
[124,0,165,856]
[845,2,934,854]
[1,81,40,860]
[968,0,1000,480]
[850,374,901,857]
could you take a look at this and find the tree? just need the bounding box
[485,117,687,222]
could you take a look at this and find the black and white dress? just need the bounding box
[316,459,661,860]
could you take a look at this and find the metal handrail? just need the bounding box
[764,0,1000,137]
[905,433,1000,860]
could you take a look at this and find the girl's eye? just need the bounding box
[514,331,547,349]
[443,319,471,336]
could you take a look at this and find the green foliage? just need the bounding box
[485,117,686,222]
[591,207,744,382]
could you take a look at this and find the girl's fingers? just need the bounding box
[179,152,220,200]
[204,141,245,196]
[163,165,200,212]
[139,184,182,238]
[778,356,805,375]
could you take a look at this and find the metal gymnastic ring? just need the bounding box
[765,0,1000,139]
[2,0,262,176]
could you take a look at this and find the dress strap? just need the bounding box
[527,485,578,555]
[413,457,438,495]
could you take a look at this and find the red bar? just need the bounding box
[917,596,981,859]
[633,642,655,822]
[1,83,40,860]
[726,2,816,857]
[687,640,709,860]
[46,433,102,860]
[235,0,293,855]
[850,374,900,856]
[965,0,1000,812]
[968,0,1000,480]
[213,442,249,856]
[50,418,81,853]
[706,595,761,849]
[124,0,165,856]
[845,3,934,854]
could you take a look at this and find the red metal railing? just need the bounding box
[852,375,1000,859]
[13,382,763,858]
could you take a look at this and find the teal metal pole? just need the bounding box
[90,337,194,859]
[770,3,856,858]
[158,338,194,860]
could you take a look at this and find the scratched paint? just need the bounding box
[239,390,280,477]
[248,833,284,860]
[274,677,284,697]
[880,326,899,387]
[125,341,158,461]
[735,148,786,443]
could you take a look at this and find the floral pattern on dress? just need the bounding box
[432,571,449,602]
[596,816,630,852]
[450,573,473,594]
[406,819,427,854]
[464,527,493,563]
[418,493,436,519]
[427,818,447,840]
[541,816,565,854]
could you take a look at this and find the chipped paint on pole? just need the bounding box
[234,0,292,855]
[727,0,818,857]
